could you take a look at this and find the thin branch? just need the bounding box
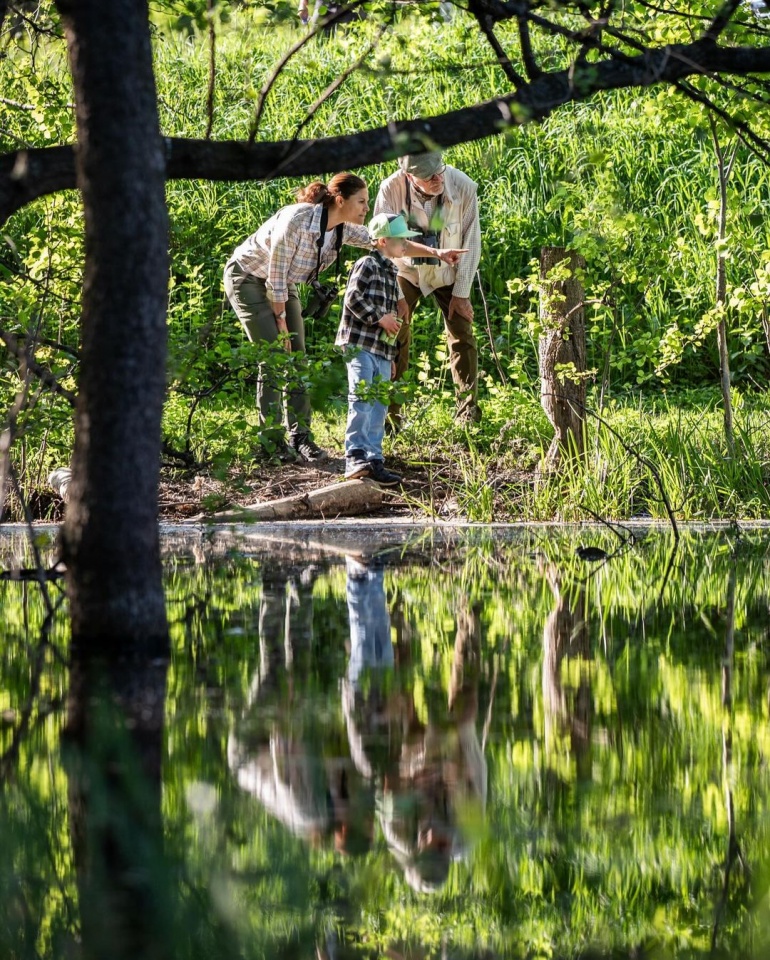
[704,0,744,40]
[469,0,525,88]
[0,329,77,404]
[204,0,216,140]
[248,0,368,144]
[290,22,391,143]
[677,78,770,162]
[545,394,680,540]
[517,13,541,80]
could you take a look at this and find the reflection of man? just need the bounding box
[228,566,373,855]
[373,151,482,426]
[343,587,487,893]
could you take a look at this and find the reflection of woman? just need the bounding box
[228,566,373,854]
[224,173,372,462]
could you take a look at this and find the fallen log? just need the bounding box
[208,478,392,523]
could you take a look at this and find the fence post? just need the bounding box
[539,247,587,472]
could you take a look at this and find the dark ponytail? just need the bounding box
[295,172,366,207]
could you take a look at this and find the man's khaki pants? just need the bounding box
[390,278,480,424]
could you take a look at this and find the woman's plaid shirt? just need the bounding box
[228,202,371,303]
[336,249,400,362]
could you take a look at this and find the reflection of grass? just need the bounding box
[6,530,770,957]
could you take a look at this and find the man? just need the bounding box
[373,151,482,425]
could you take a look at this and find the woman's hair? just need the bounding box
[295,172,366,207]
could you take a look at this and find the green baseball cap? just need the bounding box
[368,213,421,241]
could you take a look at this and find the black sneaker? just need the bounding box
[253,436,298,463]
[368,460,402,486]
[290,431,328,463]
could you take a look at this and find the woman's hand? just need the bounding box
[436,248,469,265]
[273,306,291,352]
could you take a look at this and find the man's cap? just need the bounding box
[368,212,421,241]
[398,151,444,179]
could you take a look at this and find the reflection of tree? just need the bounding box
[542,565,592,784]
[64,655,173,960]
[712,565,751,951]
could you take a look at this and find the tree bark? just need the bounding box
[539,247,587,472]
[55,0,169,653]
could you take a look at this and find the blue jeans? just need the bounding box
[345,558,394,689]
[344,350,391,462]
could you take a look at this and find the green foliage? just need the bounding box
[3,5,770,515]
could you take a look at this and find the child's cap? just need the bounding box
[368,213,421,241]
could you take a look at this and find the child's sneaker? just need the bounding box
[368,460,402,486]
[345,449,371,480]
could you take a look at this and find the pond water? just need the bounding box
[2,521,770,959]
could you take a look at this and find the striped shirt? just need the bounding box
[336,249,400,361]
[227,202,371,303]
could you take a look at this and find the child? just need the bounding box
[335,213,421,485]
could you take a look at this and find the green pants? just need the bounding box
[224,261,311,434]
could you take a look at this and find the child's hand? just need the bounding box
[391,361,396,379]
[378,313,401,336]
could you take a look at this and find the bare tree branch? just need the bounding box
[204,0,216,140]
[3,37,770,225]
[248,0,369,144]
[468,0,525,88]
[517,13,541,80]
[0,328,77,404]
[704,0,744,41]
[288,22,392,145]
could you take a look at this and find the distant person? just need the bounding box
[373,151,482,427]
[336,213,422,486]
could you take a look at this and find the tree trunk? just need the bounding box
[55,0,169,653]
[711,123,736,457]
[539,247,587,472]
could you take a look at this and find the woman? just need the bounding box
[224,172,464,463]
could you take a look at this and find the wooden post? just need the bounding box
[539,247,587,472]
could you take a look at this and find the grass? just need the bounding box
[150,378,770,524]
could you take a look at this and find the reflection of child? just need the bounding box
[343,598,487,894]
[335,213,420,486]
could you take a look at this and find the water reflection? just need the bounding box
[342,559,487,893]
[228,553,488,891]
[3,524,770,959]
[228,563,374,855]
